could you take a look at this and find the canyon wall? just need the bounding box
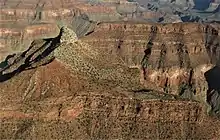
[0,59,211,139]
[0,23,219,139]
[0,0,220,139]
[81,22,220,115]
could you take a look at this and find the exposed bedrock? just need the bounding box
[71,14,97,37]
[0,23,60,61]
[0,60,211,139]
[1,0,220,139]
[81,22,220,116]
[0,17,219,117]
[0,0,139,62]
[2,26,218,139]
[0,0,90,62]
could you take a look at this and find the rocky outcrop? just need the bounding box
[0,24,220,139]
[81,22,220,116]
[0,0,138,61]
[0,0,78,62]
[1,57,219,139]
[0,22,60,62]
[2,0,219,64]
[0,0,220,139]
[71,14,97,37]
[0,60,211,139]
[0,26,62,78]
[0,76,206,139]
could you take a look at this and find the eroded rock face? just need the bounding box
[0,0,141,62]
[0,25,220,139]
[3,0,219,62]
[0,0,220,138]
[0,0,81,62]
[81,22,220,115]
[54,26,141,89]
[0,52,214,139]
[5,0,220,64]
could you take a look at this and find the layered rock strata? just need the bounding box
[81,22,220,115]
[0,0,142,61]
[1,27,219,139]
[0,0,220,137]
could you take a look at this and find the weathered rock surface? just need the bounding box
[1,0,219,63]
[137,0,220,23]
[0,22,60,61]
[1,59,217,139]
[81,22,220,116]
[0,0,141,61]
[0,25,220,139]
[0,0,220,139]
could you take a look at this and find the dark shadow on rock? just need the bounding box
[0,29,62,82]
[204,25,219,64]
[204,66,220,117]
[133,89,151,93]
[0,47,56,82]
[71,14,97,38]
[141,25,158,80]
[181,15,201,22]
[0,54,16,69]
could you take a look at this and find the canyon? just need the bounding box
[0,0,220,139]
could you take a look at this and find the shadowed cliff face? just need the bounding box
[204,25,220,117]
[205,66,220,117]
[0,30,62,82]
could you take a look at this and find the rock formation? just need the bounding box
[0,0,220,139]
[136,0,220,23]
[81,22,220,116]
[1,26,220,139]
